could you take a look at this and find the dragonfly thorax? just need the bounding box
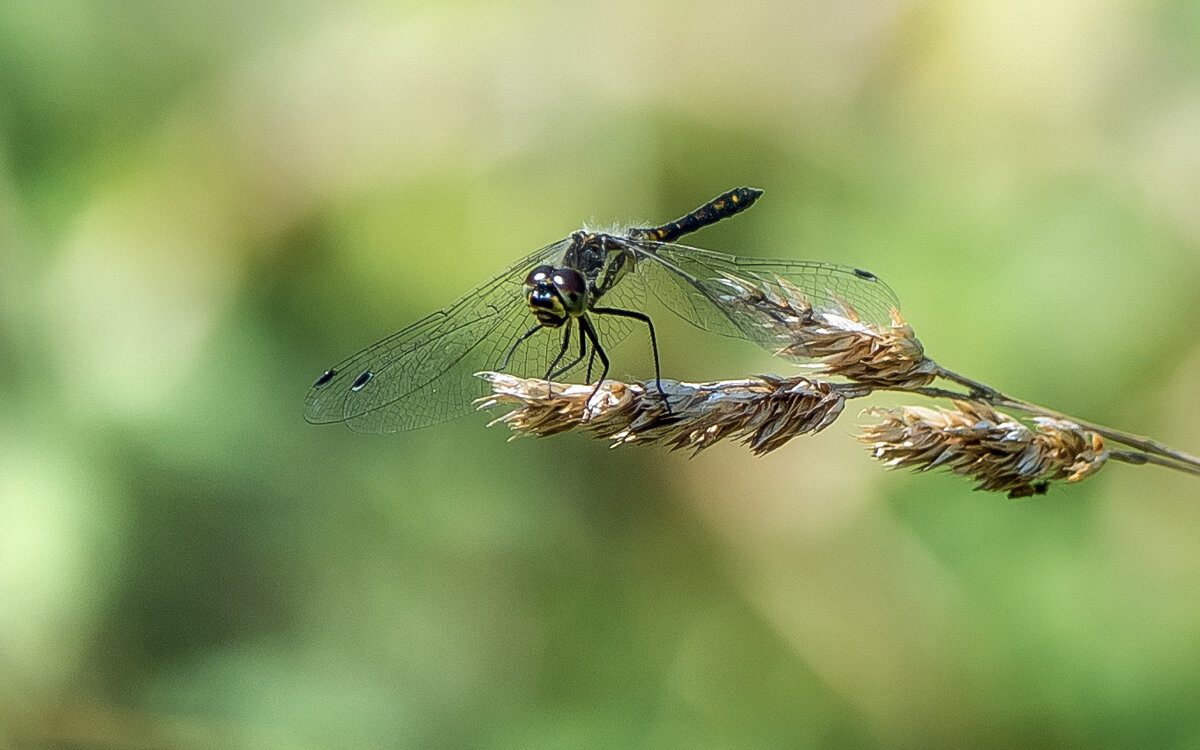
[562,231,638,300]
[524,264,589,327]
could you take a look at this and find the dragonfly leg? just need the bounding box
[590,306,671,412]
[543,320,575,379]
[578,314,610,408]
[499,322,545,372]
[584,341,597,383]
[532,322,577,398]
[549,320,589,380]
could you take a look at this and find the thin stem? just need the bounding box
[929,363,1200,476]
[932,365,1004,399]
[1109,450,1200,476]
[990,395,1200,474]
[912,385,985,401]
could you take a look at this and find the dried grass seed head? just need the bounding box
[714,273,937,390]
[859,400,1108,498]
[477,372,847,455]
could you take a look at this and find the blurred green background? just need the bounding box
[3,1,1200,748]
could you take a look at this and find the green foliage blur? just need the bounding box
[3,1,1200,748]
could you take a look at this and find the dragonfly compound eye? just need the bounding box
[552,269,588,312]
[526,271,568,325]
[525,265,555,286]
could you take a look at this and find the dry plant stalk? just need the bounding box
[479,269,1200,498]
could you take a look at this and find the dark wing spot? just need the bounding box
[313,369,337,387]
[350,370,374,391]
[853,268,878,281]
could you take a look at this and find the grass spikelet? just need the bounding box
[859,401,1109,498]
[477,372,848,455]
[715,274,938,389]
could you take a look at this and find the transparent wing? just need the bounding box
[304,237,648,433]
[633,242,902,351]
[304,239,566,432]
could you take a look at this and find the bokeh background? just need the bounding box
[4,1,1200,747]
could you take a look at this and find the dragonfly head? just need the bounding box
[525,264,588,326]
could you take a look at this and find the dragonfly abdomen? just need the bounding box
[630,187,763,244]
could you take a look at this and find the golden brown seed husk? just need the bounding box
[859,400,1108,498]
[477,372,850,455]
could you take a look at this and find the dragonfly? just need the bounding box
[305,187,901,433]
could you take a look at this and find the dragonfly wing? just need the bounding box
[635,243,902,350]
[304,238,576,432]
